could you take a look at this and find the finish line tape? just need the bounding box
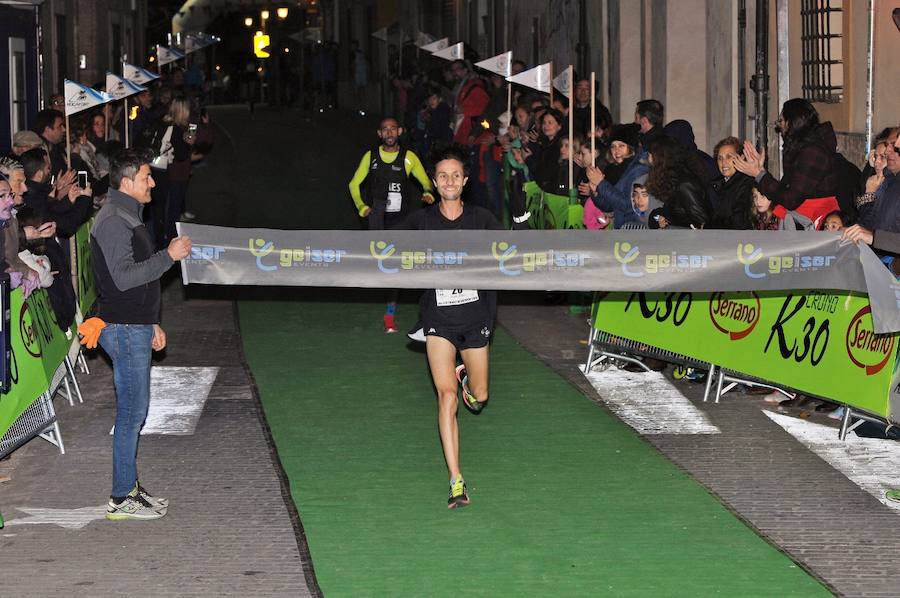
[177,224,900,334]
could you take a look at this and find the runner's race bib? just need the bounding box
[386,182,402,213]
[435,289,479,306]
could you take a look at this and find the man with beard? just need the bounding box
[348,116,434,332]
[402,143,502,509]
[572,79,612,140]
[32,109,70,180]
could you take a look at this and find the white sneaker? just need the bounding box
[407,327,426,343]
[106,495,165,521]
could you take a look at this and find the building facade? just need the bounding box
[0,0,148,150]
[343,0,900,167]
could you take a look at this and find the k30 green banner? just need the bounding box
[593,291,900,421]
[74,218,97,315]
[0,289,73,436]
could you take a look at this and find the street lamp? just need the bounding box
[261,9,269,21]
[244,17,253,27]
[277,7,289,19]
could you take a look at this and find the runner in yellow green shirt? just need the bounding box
[348,117,434,332]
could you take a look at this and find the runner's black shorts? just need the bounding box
[424,320,493,350]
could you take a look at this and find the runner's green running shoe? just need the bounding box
[447,478,470,509]
[886,489,900,503]
[456,365,484,414]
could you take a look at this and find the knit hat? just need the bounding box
[608,123,640,149]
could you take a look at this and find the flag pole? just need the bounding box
[590,71,596,165]
[124,98,129,148]
[65,112,71,168]
[548,62,554,105]
[567,65,574,195]
[506,52,513,117]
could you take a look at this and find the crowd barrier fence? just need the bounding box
[585,290,900,438]
[0,219,97,458]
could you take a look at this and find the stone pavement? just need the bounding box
[0,279,319,597]
[500,301,900,598]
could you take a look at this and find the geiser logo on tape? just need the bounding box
[249,238,346,272]
[737,243,836,279]
[491,242,589,276]
[369,241,467,274]
[187,245,226,265]
[613,241,712,278]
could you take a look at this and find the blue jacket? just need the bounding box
[589,151,650,228]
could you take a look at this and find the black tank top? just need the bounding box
[364,145,409,215]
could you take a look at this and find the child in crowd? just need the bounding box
[822,210,849,232]
[751,187,781,230]
[630,179,662,227]
[554,135,585,196]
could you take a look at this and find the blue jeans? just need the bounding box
[99,324,154,497]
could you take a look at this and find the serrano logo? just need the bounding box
[738,243,836,279]
[249,238,346,272]
[369,241,468,274]
[708,292,761,340]
[491,242,589,276]
[845,306,896,376]
[613,241,712,278]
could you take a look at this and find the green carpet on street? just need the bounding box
[239,299,829,597]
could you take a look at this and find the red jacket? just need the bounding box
[453,77,490,144]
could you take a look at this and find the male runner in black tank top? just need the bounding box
[348,117,434,332]
[403,143,502,508]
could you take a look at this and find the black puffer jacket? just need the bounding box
[710,172,755,230]
[650,174,714,229]
[529,134,563,194]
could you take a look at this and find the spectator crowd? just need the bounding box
[359,46,900,415]
[0,68,213,335]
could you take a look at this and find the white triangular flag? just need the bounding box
[415,31,436,47]
[123,62,160,85]
[474,51,512,77]
[184,34,211,54]
[156,45,185,66]
[552,66,573,97]
[371,27,388,41]
[64,80,112,116]
[507,62,551,94]
[420,37,449,53]
[432,42,463,61]
[105,72,146,100]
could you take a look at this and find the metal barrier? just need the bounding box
[0,393,63,459]
[584,314,895,441]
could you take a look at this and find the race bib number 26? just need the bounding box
[435,289,479,306]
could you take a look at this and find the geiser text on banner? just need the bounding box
[177,224,900,334]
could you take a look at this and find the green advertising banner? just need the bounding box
[522,182,585,230]
[593,291,899,420]
[75,218,97,315]
[0,289,72,437]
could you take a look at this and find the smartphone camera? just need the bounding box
[77,170,88,189]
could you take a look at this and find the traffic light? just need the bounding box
[253,32,270,58]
